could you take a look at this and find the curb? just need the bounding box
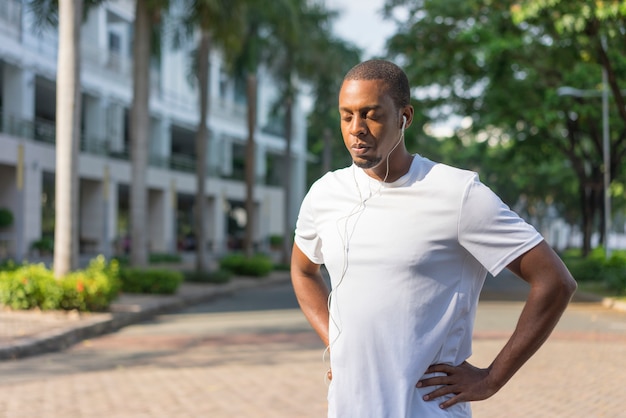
[0,273,291,361]
[572,289,626,312]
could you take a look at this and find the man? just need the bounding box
[290,59,577,417]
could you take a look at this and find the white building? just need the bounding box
[0,0,308,260]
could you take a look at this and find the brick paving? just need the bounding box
[0,275,625,417]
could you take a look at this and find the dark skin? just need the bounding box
[291,78,577,409]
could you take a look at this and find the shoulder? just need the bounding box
[413,155,479,193]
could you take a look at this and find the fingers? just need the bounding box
[416,361,492,409]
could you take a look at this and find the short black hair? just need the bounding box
[343,59,411,108]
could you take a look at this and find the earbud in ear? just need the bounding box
[402,115,407,131]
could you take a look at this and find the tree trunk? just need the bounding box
[281,91,293,265]
[130,0,151,268]
[53,0,83,277]
[244,73,257,258]
[322,127,332,175]
[195,30,211,272]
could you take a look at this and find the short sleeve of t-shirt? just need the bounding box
[294,185,324,265]
[458,174,543,276]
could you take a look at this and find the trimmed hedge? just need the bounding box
[219,253,273,277]
[183,269,232,284]
[563,247,626,295]
[119,268,183,294]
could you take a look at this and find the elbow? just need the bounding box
[557,270,578,303]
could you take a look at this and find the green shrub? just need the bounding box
[31,236,54,253]
[564,248,626,295]
[59,256,122,311]
[149,253,182,264]
[119,268,183,294]
[183,268,232,284]
[565,257,605,282]
[604,252,626,295]
[0,208,13,229]
[219,253,273,277]
[269,235,283,248]
[0,263,61,310]
[0,259,19,272]
[0,257,121,311]
[113,253,182,266]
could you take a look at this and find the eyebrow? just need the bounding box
[338,105,382,113]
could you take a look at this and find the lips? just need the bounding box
[351,143,370,155]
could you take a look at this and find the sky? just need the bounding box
[325,0,398,59]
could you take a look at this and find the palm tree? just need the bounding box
[232,1,267,258]
[129,0,168,268]
[234,0,313,259]
[183,0,245,271]
[53,0,83,277]
[268,1,359,264]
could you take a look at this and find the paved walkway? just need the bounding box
[0,273,625,417]
[0,273,291,360]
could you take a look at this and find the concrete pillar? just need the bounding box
[256,142,266,183]
[166,179,177,253]
[150,116,170,167]
[79,178,103,255]
[2,65,35,138]
[106,174,118,256]
[83,95,107,153]
[19,144,42,260]
[211,191,227,255]
[148,188,166,253]
[106,102,124,153]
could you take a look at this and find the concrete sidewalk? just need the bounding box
[0,272,292,360]
[1,269,624,361]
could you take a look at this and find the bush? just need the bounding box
[564,248,626,295]
[604,252,626,295]
[0,208,13,229]
[59,256,122,311]
[219,253,273,277]
[0,256,121,311]
[0,259,19,272]
[149,253,182,264]
[31,236,54,254]
[0,263,61,310]
[183,269,232,284]
[119,268,183,294]
[269,235,283,248]
[113,253,182,266]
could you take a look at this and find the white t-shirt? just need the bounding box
[294,155,543,418]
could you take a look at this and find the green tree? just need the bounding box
[305,37,361,185]
[266,0,346,263]
[230,0,296,258]
[129,0,161,268]
[384,0,626,254]
[181,0,245,271]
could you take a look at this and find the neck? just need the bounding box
[365,151,414,183]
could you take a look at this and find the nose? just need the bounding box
[349,115,367,138]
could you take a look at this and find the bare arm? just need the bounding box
[418,240,577,408]
[291,242,330,347]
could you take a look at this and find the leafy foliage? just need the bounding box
[0,256,120,311]
[562,248,626,295]
[383,0,626,253]
[0,208,13,229]
[59,256,122,311]
[183,268,232,284]
[119,268,183,294]
[219,253,273,277]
